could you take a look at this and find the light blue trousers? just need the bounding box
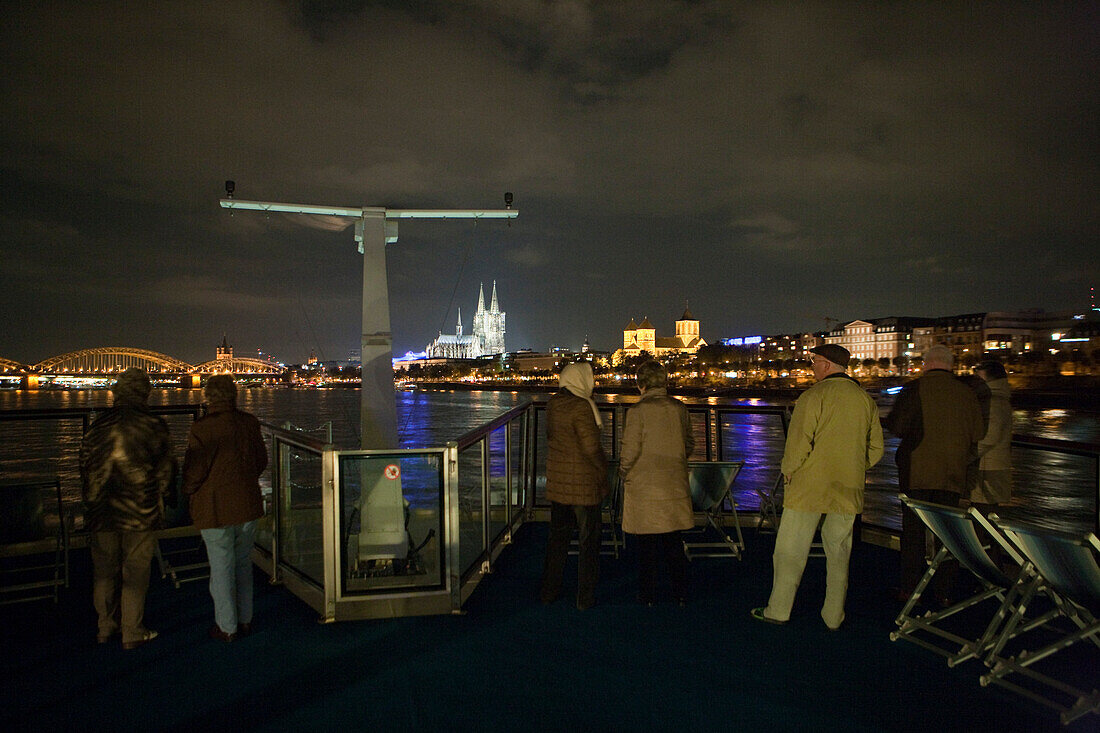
[764,508,854,629]
[200,520,257,634]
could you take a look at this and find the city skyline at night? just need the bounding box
[2,3,1096,366]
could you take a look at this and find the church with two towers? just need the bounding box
[426,282,506,359]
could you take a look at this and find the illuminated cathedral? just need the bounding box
[426,282,506,358]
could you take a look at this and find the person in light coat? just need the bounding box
[752,345,883,629]
[971,360,1012,507]
[620,361,695,605]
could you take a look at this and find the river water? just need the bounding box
[1,387,1096,535]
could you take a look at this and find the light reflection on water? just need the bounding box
[0,389,1096,535]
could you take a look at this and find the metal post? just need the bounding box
[358,209,397,449]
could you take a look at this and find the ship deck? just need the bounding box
[1,524,1094,732]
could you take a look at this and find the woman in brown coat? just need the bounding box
[540,362,609,610]
[620,361,694,605]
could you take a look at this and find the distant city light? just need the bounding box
[722,336,762,346]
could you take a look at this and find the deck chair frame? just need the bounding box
[0,478,70,605]
[890,496,1054,668]
[155,526,211,588]
[683,460,746,561]
[981,518,1100,725]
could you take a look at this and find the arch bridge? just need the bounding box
[0,358,30,374]
[192,358,284,375]
[34,348,194,374]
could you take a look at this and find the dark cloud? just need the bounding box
[0,1,1096,365]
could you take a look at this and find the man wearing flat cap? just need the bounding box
[752,344,883,629]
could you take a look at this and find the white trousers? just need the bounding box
[764,508,855,629]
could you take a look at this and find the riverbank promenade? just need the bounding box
[3,525,1093,731]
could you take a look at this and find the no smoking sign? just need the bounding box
[384,464,401,480]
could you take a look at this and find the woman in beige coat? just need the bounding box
[620,361,694,605]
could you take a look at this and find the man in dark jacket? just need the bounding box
[884,344,984,600]
[81,368,175,650]
[540,361,609,610]
[183,375,268,641]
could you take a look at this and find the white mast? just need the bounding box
[220,192,517,449]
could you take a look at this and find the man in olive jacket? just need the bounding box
[540,362,609,610]
[884,344,983,599]
[183,375,268,641]
[753,345,883,629]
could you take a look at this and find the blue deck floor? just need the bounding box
[1,524,1095,732]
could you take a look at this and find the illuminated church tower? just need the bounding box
[472,281,506,355]
[216,334,233,364]
[426,282,507,358]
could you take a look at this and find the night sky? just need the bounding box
[2,1,1096,366]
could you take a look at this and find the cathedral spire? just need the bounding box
[490,280,499,313]
[477,283,486,314]
[456,308,463,337]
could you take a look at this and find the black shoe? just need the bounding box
[750,607,786,625]
[208,625,235,643]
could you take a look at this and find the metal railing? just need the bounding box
[2,403,1096,619]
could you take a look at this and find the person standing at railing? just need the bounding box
[751,345,883,630]
[183,375,268,642]
[968,360,1014,569]
[80,367,176,650]
[885,344,984,605]
[620,360,695,607]
[540,361,610,611]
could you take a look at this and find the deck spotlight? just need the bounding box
[504,191,513,209]
[225,180,235,198]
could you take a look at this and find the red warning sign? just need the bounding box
[384,464,401,480]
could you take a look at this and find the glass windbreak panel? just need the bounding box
[534,405,617,507]
[508,420,528,513]
[534,409,548,504]
[488,425,509,541]
[254,433,275,554]
[0,417,87,530]
[276,442,325,586]
[865,433,901,532]
[1010,447,1097,535]
[717,411,786,513]
[338,454,445,594]
[457,442,486,577]
[687,410,708,460]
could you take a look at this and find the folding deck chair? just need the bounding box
[890,496,1054,668]
[981,518,1100,726]
[0,478,70,604]
[682,460,746,560]
[154,489,210,589]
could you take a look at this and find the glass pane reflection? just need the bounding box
[277,444,325,585]
[339,454,444,594]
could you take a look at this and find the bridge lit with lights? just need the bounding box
[0,346,285,388]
